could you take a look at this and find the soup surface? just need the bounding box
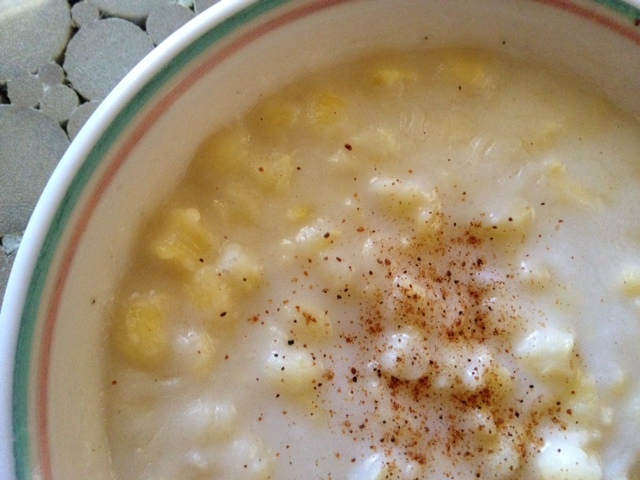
[106,48,640,479]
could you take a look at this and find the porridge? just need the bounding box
[106,48,640,479]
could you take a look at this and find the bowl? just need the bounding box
[1,0,640,478]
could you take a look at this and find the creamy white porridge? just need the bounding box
[106,48,640,479]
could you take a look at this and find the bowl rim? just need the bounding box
[1,0,640,478]
[0,0,282,477]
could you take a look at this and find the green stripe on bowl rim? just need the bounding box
[595,0,640,21]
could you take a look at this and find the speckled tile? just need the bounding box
[0,0,220,305]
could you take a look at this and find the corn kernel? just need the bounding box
[173,330,216,376]
[229,436,274,480]
[286,205,313,224]
[189,264,234,321]
[480,426,522,479]
[516,327,575,378]
[441,50,491,89]
[414,195,443,239]
[217,182,261,224]
[294,219,341,254]
[567,373,601,425]
[378,326,431,382]
[253,153,294,194]
[188,127,251,188]
[368,178,435,220]
[114,295,169,370]
[307,90,345,126]
[150,207,215,272]
[433,346,494,392]
[536,438,602,480]
[248,97,300,134]
[371,66,418,88]
[351,127,398,159]
[348,453,388,480]
[522,119,565,153]
[216,242,263,292]
[176,399,237,446]
[545,161,595,207]
[349,452,425,480]
[264,349,324,396]
[369,178,425,216]
[620,267,640,297]
[208,402,239,443]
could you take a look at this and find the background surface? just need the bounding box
[0,0,221,301]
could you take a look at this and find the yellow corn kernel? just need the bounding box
[205,402,239,443]
[216,242,263,292]
[441,50,489,88]
[351,126,398,159]
[545,161,595,207]
[189,264,234,321]
[348,453,392,480]
[114,295,169,370]
[369,179,443,240]
[480,425,522,479]
[294,219,341,254]
[286,205,313,224]
[620,267,640,297]
[536,440,602,480]
[379,326,431,381]
[369,178,428,216]
[435,347,495,392]
[150,207,215,271]
[264,349,324,396]
[567,373,602,426]
[522,119,565,153]
[253,153,294,194]
[173,330,216,377]
[188,127,251,187]
[228,436,274,480]
[191,332,216,375]
[547,160,566,177]
[248,97,300,133]
[415,195,443,239]
[424,113,476,148]
[307,90,345,126]
[515,327,575,379]
[371,66,418,88]
[216,182,261,224]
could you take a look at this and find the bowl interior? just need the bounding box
[3,0,640,478]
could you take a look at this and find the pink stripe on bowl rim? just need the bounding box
[539,0,640,44]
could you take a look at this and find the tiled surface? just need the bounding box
[0,0,220,303]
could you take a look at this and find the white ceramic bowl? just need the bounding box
[1,0,639,478]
